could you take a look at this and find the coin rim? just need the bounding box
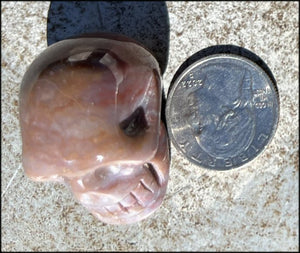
[165,53,280,171]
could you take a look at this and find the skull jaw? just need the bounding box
[68,124,170,224]
[90,185,168,225]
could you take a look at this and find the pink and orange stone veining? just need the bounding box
[19,36,170,224]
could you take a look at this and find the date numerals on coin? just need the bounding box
[179,79,204,89]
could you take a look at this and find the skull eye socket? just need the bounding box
[119,106,149,137]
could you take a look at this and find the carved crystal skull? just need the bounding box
[19,35,170,224]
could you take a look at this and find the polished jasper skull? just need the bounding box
[19,35,170,224]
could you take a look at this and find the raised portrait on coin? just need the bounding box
[184,65,256,158]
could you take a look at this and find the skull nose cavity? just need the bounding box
[119,106,149,137]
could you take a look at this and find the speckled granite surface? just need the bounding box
[1,1,299,251]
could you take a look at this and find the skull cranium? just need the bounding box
[19,35,170,224]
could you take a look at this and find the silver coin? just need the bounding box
[166,54,279,170]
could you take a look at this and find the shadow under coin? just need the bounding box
[47,1,170,75]
[168,45,278,96]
